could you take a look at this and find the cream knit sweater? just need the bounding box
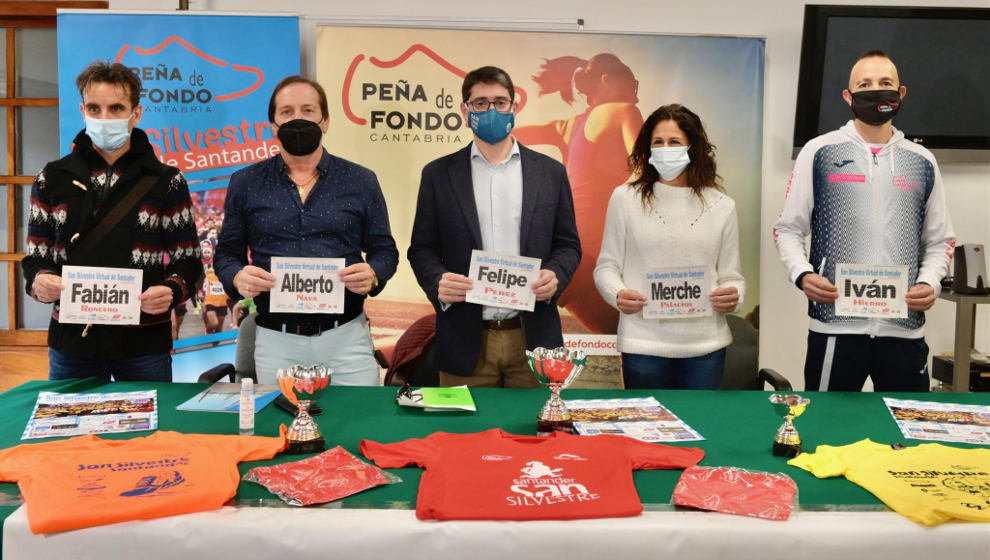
[594,183,745,358]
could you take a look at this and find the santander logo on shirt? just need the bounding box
[481,454,513,461]
[506,460,601,507]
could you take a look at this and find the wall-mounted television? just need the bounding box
[793,5,990,160]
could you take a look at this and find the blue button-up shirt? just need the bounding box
[215,150,398,324]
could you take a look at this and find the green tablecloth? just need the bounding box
[1,379,988,527]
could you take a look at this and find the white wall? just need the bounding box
[111,0,990,389]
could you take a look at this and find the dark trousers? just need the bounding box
[804,332,930,392]
[621,349,727,390]
[48,348,172,382]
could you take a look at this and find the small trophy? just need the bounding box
[769,394,810,458]
[526,347,587,436]
[276,365,332,454]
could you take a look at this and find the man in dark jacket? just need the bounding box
[21,61,202,381]
[408,66,581,388]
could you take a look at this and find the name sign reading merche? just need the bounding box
[465,250,540,312]
[58,266,143,325]
[643,266,711,319]
[269,257,345,314]
[835,263,908,318]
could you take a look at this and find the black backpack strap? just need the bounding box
[70,175,159,263]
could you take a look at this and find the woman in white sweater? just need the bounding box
[594,104,745,389]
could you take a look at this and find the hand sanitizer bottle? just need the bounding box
[239,378,254,435]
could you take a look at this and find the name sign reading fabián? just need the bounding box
[58,266,143,325]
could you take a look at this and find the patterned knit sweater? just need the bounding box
[21,129,202,359]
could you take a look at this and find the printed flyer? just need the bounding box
[22,390,158,440]
[564,397,705,442]
[465,250,540,312]
[884,397,990,445]
[835,263,908,319]
[643,266,711,320]
[269,257,345,314]
[176,382,281,413]
[58,266,143,325]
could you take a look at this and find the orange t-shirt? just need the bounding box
[0,429,286,533]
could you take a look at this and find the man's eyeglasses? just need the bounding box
[465,97,514,113]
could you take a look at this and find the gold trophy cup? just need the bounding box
[769,394,810,458]
[276,365,332,454]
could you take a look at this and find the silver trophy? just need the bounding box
[526,347,587,436]
[276,365,332,454]
[769,394,810,458]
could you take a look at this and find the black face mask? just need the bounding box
[849,89,902,125]
[276,118,323,156]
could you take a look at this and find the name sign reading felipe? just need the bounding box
[643,266,711,320]
[270,257,345,314]
[465,250,540,312]
[58,266,143,325]
[835,263,908,318]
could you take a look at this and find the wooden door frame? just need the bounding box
[0,1,108,346]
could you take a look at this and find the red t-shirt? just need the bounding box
[360,428,704,521]
[0,429,286,533]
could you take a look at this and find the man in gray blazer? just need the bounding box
[408,66,582,388]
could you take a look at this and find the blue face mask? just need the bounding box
[468,109,514,145]
[84,116,131,152]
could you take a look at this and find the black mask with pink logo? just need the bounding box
[850,89,902,125]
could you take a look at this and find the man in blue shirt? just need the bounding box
[215,75,399,385]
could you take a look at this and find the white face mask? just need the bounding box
[84,116,131,152]
[649,146,691,182]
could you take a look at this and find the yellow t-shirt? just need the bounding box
[789,439,990,526]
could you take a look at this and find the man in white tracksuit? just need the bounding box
[774,50,955,392]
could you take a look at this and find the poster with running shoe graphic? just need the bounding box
[57,11,299,347]
[316,27,764,370]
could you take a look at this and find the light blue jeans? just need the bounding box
[254,311,379,386]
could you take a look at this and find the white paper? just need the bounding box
[58,266,143,325]
[883,397,990,445]
[643,266,712,319]
[564,397,705,442]
[835,263,908,318]
[22,390,158,440]
[269,257,345,314]
[465,250,540,312]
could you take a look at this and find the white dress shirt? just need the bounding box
[470,139,523,321]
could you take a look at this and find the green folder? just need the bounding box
[417,387,476,412]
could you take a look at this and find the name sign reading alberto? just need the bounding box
[835,263,908,318]
[269,257,345,314]
[465,250,540,312]
[58,266,143,325]
[643,266,711,320]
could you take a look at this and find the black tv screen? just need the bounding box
[794,5,990,156]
